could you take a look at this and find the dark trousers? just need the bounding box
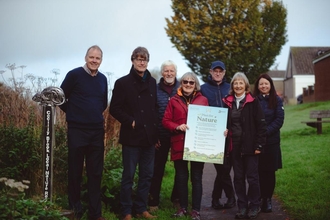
[148,138,178,206]
[212,156,235,200]
[231,141,260,210]
[67,127,104,220]
[174,160,204,212]
[259,170,276,199]
[120,145,155,216]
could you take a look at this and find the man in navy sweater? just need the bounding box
[60,45,108,220]
[200,60,236,210]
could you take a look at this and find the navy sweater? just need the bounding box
[60,67,108,129]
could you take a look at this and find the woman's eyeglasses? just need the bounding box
[182,80,195,85]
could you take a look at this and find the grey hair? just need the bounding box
[131,46,150,61]
[180,72,201,91]
[85,45,103,58]
[229,72,250,95]
[160,60,177,74]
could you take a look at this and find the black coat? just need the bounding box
[223,93,267,155]
[109,65,158,146]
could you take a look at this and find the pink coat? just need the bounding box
[162,90,209,160]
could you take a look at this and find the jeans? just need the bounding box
[174,160,204,211]
[148,138,179,206]
[120,145,155,216]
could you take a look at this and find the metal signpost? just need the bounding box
[32,86,65,201]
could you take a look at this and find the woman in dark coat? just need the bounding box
[222,72,267,219]
[253,74,284,213]
[162,72,208,220]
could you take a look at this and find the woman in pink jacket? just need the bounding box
[162,72,208,220]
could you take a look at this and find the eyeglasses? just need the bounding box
[135,58,148,63]
[182,80,195,85]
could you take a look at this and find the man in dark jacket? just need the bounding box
[60,45,107,220]
[148,60,180,212]
[109,47,158,220]
[200,60,236,210]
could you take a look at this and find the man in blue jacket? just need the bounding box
[200,60,236,210]
[148,60,180,212]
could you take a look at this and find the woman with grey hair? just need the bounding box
[162,72,208,220]
[222,72,267,219]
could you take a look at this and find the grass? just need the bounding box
[101,101,330,219]
[275,101,330,219]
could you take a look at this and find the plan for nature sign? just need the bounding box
[183,104,228,164]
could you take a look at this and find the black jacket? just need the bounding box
[223,93,267,155]
[109,65,158,146]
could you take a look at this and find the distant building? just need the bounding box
[267,70,285,95]
[284,46,330,104]
[312,50,330,102]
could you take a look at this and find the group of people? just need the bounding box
[59,45,284,220]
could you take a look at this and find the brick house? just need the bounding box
[311,50,330,102]
[284,47,330,104]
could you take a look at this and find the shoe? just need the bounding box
[224,197,236,209]
[261,198,272,213]
[172,208,187,218]
[96,217,106,220]
[149,206,159,213]
[122,214,132,220]
[235,208,248,219]
[211,198,224,210]
[136,211,157,218]
[190,210,201,220]
[247,207,261,219]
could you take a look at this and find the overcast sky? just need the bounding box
[1,0,330,87]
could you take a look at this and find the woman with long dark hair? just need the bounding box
[253,73,284,213]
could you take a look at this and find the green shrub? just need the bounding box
[0,178,66,219]
[101,146,123,212]
[0,123,41,184]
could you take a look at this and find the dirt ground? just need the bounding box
[200,163,291,220]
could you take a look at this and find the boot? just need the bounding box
[224,197,236,209]
[261,198,272,213]
[211,198,224,210]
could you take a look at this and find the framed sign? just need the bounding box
[183,104,228,164]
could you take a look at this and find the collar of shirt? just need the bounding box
[83,64,98,77]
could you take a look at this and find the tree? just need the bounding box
[165,0,287,83]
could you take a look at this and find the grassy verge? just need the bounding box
[275,101,330,219]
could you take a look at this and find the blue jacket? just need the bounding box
[257,95,284,145]
[200,75,230,107]
[257,94,284,171]
[157,78,180,140]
